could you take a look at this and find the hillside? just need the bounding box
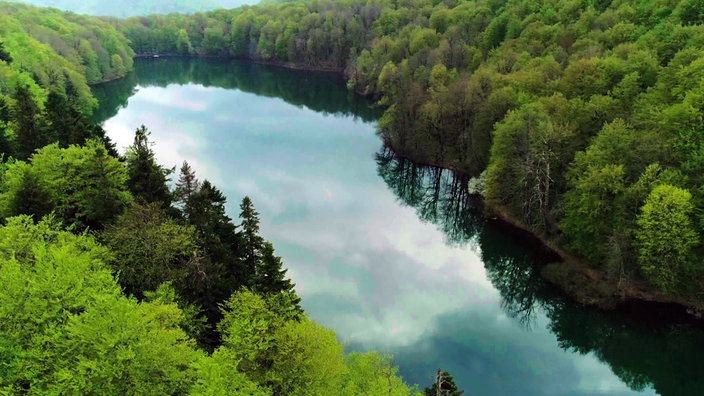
[6,0,259,17]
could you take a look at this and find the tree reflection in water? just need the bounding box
[377,145,704,396]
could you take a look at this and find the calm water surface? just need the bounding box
[93,58,703,396]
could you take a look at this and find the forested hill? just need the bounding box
[0,2,133,103]
[0,1,133,158]
[6,0,259,17]
[117,0,704,298]
[0,3,422,394]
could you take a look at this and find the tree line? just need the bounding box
[9,0,256,18]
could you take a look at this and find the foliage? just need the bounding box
[0,216,202,394]
[636,185,699,292]
[217,289,419,395]
[11,0,257,18]
[343,351,421,396]
[423,370,464,396]
[101,203,196,298]
[125,125,173,207]
[0,139,132,230]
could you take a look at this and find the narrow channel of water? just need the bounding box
[92,58,703,395]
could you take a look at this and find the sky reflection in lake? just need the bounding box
[99,67,655,395]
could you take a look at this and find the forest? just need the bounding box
[8,0,258,18]
[0,2,424,394]
[2,0,704,392]
[109,0,704,299]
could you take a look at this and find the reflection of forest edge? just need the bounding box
[92,57,382,124]
[377,146,704,396]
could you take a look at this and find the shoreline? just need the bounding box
[132,53,346,74]
[387,147,704,325]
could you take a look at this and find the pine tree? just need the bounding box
[424,370,464,396]
[91,124,120,158]
[180,180,243,346]
[254,241,296,295]
[8,167,53,222]
[43,91,94,148]
[12,84,46,160]
[184,180,242,290]
[174,160,199,213]
[125,125,173,207]
[239,196,264,282]
[186,180,228,236]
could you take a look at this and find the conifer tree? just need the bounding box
[174,160,199,213]
[424,370,463,396]
[125,125,173,207]
[254,241,296,295]
[12,85,45,160]
[7,167,53,222]
[239,196,264,282]
[43,91,94,148]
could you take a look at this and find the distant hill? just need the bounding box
[6,0,259,17]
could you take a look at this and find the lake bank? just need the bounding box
[385,142,704,325]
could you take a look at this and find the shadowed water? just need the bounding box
[92,58,703,395]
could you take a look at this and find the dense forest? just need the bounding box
[111,0,704,299]
[0,2,421,394]
[8,0,258,18]
[3,0,704,391]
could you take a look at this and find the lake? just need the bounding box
[93,58,703,396]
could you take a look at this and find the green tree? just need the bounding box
[217,290,345,395]
[424,370,464,396]
[636,185,699,292]
[560,164,627,263]
[125,125,173,207]
[254,241,296,295]
[268,318,347,395]
[101,203,197,298]
[0,216,202,394]
[1,140,132,230]
[176,28,194,55]
[191,349,270,396]
[0,41,11,63]
[12,84,45,160]
[175,160,199,213]
[4,162,52,222]
[110,53,127,78]
[43,90,93,148]
[239,196,264,283]
[343,352,421,395]
[217,290,285,384]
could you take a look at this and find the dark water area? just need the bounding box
[91,57,381,124]
[92,58,704,396]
